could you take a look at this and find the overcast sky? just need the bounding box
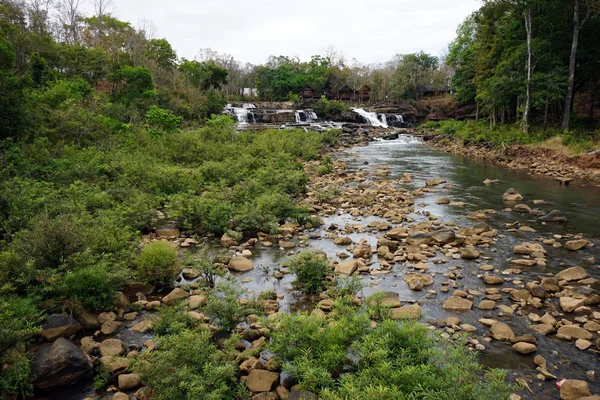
[94,0,481,65]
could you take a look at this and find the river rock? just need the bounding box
[539,210,566,223]
[443,297,473,312]
[513,204,531,213]
[560,380,591,400]
[560,297,586,313]
[228,257,254,272]
[557,267,588,282]
[557,325,593,340]
[478,300,496,310]
[483,275,504,285]
[461,247,480,260]
[335,260,359,276]
[512,342,537,354]
[530,324,555,335]
[431,230,456,245]
[130,319,153,333]
[246,369,280,392]
[289,390,318,400]
[490,322,515,341]
[391,304,422,320]
[189,295,206,309]
[99,339,126,357]
[407,231,433,246]
[220,232,239,247]
[162,288,190,305]
[565,240,589,251]
[32,338,92,389]
[40,314,81,342]
[404,274,433,291]
[118,373,141,390]
[112,393,129,400]
[426,178,446,186]
[576,339,593,350]
[334,236,353,245]
[100,356,131,374]
[100,321,120,335]
[541,277,560,292]
[379,292,401,308]
[75,310,101,330]
[503,188,523,202]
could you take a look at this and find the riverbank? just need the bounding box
[421,132,600,184]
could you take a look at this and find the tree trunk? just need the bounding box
[562,0,581,131]
[522,7,532,134]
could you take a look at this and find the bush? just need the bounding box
[62,265,117,311]
[137,241,179,287]
[0,297,42,354]
[136,329,244,400]
[153,302,197,336]
[0,350,35,400]
[205,281,248,331]
[145,105,183,136]
[289,252,330,293]
[267,304,513,399]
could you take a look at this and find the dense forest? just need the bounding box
[1,0,599,399]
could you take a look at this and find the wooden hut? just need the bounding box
[300,85,316,99]
[338,85,356,101]
[357,84,371,102]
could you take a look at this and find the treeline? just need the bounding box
[0,0,230,140]
[448,0,600,132]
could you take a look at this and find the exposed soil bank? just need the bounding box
[422,133,600,184]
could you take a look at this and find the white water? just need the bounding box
[395,115,404,123]
[352,108,388,128]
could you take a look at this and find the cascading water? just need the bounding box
[395,115,404,123]
[352,108,388,128]
[224,104,256,125]
[379,114,388,126]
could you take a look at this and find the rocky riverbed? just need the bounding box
[32,130,600,400]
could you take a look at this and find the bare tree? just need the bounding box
[57,0,83,44]
[138,17,157,40]
[93,0,113,36]
[27,0,54,36]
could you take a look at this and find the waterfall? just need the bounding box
[295,111,301,123]
[352,108,388,128]
[294,110,319,123]
[225,104,249,124]
[395,115,404,123]
[379,114,388,126]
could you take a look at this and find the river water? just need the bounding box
[239,135,600,399]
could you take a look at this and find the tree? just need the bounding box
[390,52,439,100]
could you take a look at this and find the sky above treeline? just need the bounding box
[91,0,481,64]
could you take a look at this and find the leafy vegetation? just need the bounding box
[137,241,180,288]
[289,251,331,293]
[266,299,513,399]
[136,329,244,400]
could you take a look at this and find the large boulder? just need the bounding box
[391,304,422,320]
[162,288,190,305]
[335,260,359,276]
[228,257,254,272]
[99,339,127,357]
[490,322,515,341]
[431,230,456,245]
[565,240,589,251]
[40,314,81,342]
[246,369,280,393]
[32,338,92,389]
[560,380,591,400]
[220,232,239,248]
[407,231,433,246]
[557,325,593,340]
[556,267,588,282]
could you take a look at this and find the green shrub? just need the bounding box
[205,281,248,331]
[0,350,34,400]
[153,303,196,336]
[0,297,42,354]
[136,329,244,400]
[137,241,179,287]
[289,252,330,293]
[145,105,183,136]
[267,305,513,399]
[62,265,117,311]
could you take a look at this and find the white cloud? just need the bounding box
[99,0,481,64]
